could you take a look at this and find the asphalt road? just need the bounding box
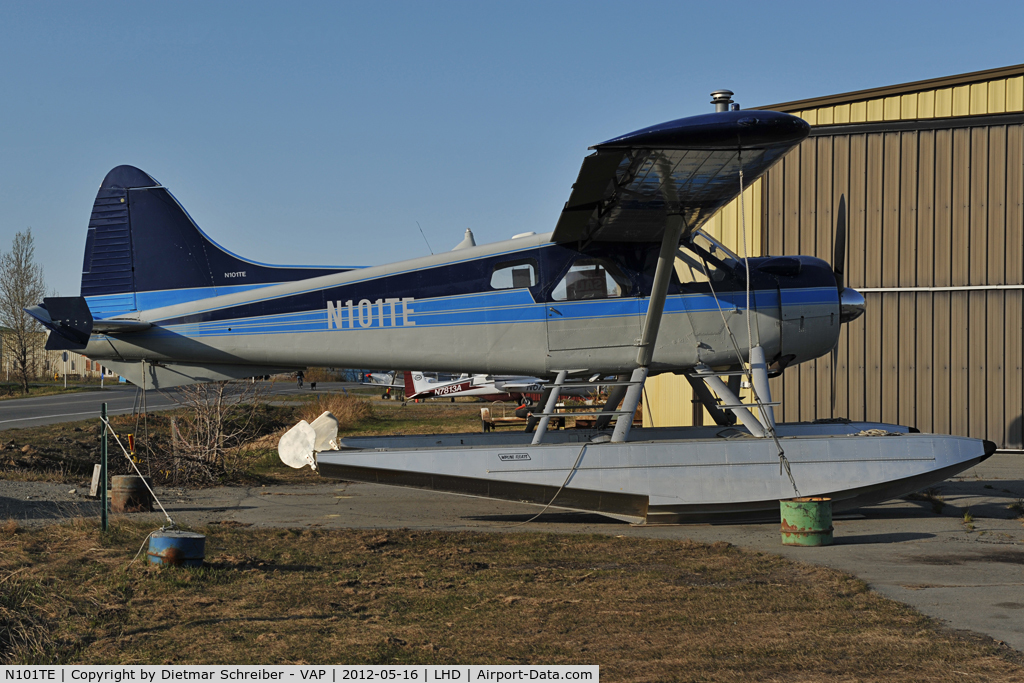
[0,381,367,430]
[4,453,1022,654]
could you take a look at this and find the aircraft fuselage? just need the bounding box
[83,231,840,377]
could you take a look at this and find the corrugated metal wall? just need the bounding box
[763,122,1024,449]
[645,65,1024,449]
[791,75,1024,125]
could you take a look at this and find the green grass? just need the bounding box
[0,382,108,400]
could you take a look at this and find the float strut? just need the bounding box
[531,370,567,445]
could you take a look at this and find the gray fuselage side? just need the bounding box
[83,232,840,376]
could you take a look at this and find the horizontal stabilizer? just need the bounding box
[26,296,153,350]
[102,360,301,390]
[26,297,93,350]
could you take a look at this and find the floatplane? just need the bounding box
[30,91,993,523]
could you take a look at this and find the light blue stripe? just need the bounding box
[144,286,837,338]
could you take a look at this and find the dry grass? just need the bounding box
[300,393,374,427]
[906,487,947,514]
[1,393,483,486]
[349,400,481,437]
[1,520,1023,679]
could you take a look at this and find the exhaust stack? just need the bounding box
[711,89,735,112]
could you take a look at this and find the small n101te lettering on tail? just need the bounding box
[327,297,416,330]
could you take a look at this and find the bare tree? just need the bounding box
[163,380,272,485]
[0,229,46,394]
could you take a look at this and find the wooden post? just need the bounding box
[89,463,102,497]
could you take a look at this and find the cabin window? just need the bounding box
[551,258,631,301]
[490,259,538,290]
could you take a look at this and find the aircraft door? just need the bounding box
[675,246,735,365]
[545,257,641,352]
[675,241,782,366]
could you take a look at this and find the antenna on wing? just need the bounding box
[416,221,434,255]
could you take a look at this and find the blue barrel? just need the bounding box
[147,530,206,567]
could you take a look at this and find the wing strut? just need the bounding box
[610,214,686,443]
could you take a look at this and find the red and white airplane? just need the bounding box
[403,371,545,404]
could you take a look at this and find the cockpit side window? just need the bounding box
[551,258,631,301]
[490,259,538,290]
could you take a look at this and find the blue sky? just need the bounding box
[2,0,1022,297]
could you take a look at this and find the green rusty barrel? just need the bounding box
[780,497,833,546]
[110,475,153,513]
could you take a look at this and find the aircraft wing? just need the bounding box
[552,110,809,244]
[497,382,543,390]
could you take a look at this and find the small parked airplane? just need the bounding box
[403,371,543,403]
[30,92,993,522]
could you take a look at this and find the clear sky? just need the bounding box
[2,0,1022,297]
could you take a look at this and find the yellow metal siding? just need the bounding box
[1006,291,1023,448]
[1009,76,1024,111]
[918,90,935,119]
[763,124,1024,448]
[789,76,1024,127]
[649,70,1024,447]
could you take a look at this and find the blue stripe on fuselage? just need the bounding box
[138,285,837,339]
[126,241,838,338]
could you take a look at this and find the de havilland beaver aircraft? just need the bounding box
[31,92,994,523]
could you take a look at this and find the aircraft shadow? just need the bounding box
[831,532,935,545]
[0,495,100,522]
[163,506,258,513]
[466,511,628,525]
[119,613,336,638]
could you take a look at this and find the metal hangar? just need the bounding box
[645,63,1024,451]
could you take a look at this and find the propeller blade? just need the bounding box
[830,343,838,413]
[833,194,847,292]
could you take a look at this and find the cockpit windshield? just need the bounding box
[677,230,745,284]
[689,230,743,267]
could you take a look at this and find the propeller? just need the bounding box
[830,194,866,411]
[831,196,847,412]
[833,195,846,293]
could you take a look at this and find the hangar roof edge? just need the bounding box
[755,63,1024,112]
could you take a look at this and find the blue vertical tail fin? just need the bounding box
[81,165,357,317]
